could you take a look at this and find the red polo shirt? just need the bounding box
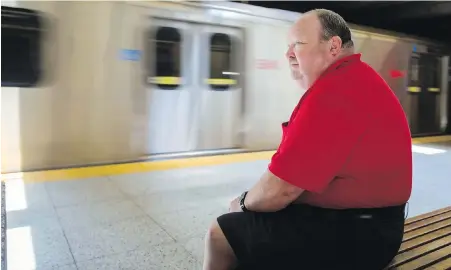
[268,54,412,209]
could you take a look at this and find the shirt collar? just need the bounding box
[322,53,362,76]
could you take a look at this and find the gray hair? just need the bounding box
[314,9,354,48]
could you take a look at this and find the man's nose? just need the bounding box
[286,46,295,59]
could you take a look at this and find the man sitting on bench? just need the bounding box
[202,9,413,270]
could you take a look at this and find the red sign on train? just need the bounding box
[256,59,279,69]
[390,70,406,78]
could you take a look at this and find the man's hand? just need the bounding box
[229,196,242,213]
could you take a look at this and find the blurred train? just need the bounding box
[1,1,450,172]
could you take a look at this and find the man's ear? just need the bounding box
[330,36,342,56]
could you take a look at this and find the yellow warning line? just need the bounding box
[1,151,274,183]
[411,135,451,144]
[2,135,450,183]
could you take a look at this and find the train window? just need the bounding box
[410,56,419,83]
[407,55,420,93]
[208,33,235,91]
[150,26,182,90]
[427,56,441,93]
[1,6,43,87]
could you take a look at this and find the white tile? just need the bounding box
[5,179,56,224]
[36,264,79,270]
[53,264,78,270]
[7,216,74,269]
[64,216,174,263]
[150,203,227,241]
[46,177,125,207]
[56,198,146,230]
[182,236,205,262]
[110,170,192,197]
[111,162,264,197]
[133,189,212,216]
[130,174,250,216]
[77,243,201,270]
[111,169,224,197]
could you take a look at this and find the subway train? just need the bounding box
[1,1,450,173]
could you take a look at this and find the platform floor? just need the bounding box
[3,136,451,270]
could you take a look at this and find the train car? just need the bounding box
[1,1,450,173]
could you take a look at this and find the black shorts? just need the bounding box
[217,203,406,270]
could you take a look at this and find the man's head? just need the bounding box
[286,9,354,89]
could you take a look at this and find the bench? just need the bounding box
[388,206,451,269]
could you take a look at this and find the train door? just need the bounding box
[196,25,242,150]
[447,62,451,134]
[418,55,441,135]
[407,53,442,136]
[145,19,243,155]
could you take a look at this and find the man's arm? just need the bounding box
[241,86,368,212]
[244,169,304,212]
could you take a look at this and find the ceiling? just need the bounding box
[243,1,451,44]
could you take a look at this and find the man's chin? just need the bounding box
[292,75,308,91]
[291,71,303,81]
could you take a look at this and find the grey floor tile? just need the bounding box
[56,198,146,230]
[63,215,174,263]
[76,243,201,270]
[133,189,213,216]
[131,174,250,216]
[36,263,78,270]
[407,151,451,217]
[182,237,205,263]
[407,188,451,218]
[192,180,252,203]
[11,263,79,270]
[7,216,75,269]
[5,179,57,225]
[111,162,264,197]
[147,242,203,270]
[150,203,227,242]
[53,264,79,270]
[110,170,202,197]
[45,177,125,207]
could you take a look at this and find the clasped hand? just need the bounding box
[229,196,243,213]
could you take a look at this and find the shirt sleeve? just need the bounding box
[268,87,368,193]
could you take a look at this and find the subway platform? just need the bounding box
[2,136,451,270]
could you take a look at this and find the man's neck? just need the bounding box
[299,48,356,90]
[330,49,355,65]
[319,49,356,77]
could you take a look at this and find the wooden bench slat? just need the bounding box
[405,206,451,225]
[404,211,451,233]
[389,234,451,267]
[393,244,451,270]
[403,219,451,242]
[399,225,451,253]
[428,255,451,269]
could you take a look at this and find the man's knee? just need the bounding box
[204,219,237,270]
[205,219,236,255]
[206,220,226,243]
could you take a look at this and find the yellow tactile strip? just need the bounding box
[1,151,274,183]
[1,135,450,183]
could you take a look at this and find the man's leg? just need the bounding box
[202,207,303,270]
[203,220,237,270]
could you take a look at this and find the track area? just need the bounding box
[2,136,451,270]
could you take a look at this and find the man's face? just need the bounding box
[285,14,330,87]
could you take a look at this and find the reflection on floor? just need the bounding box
[4,138,451,270]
